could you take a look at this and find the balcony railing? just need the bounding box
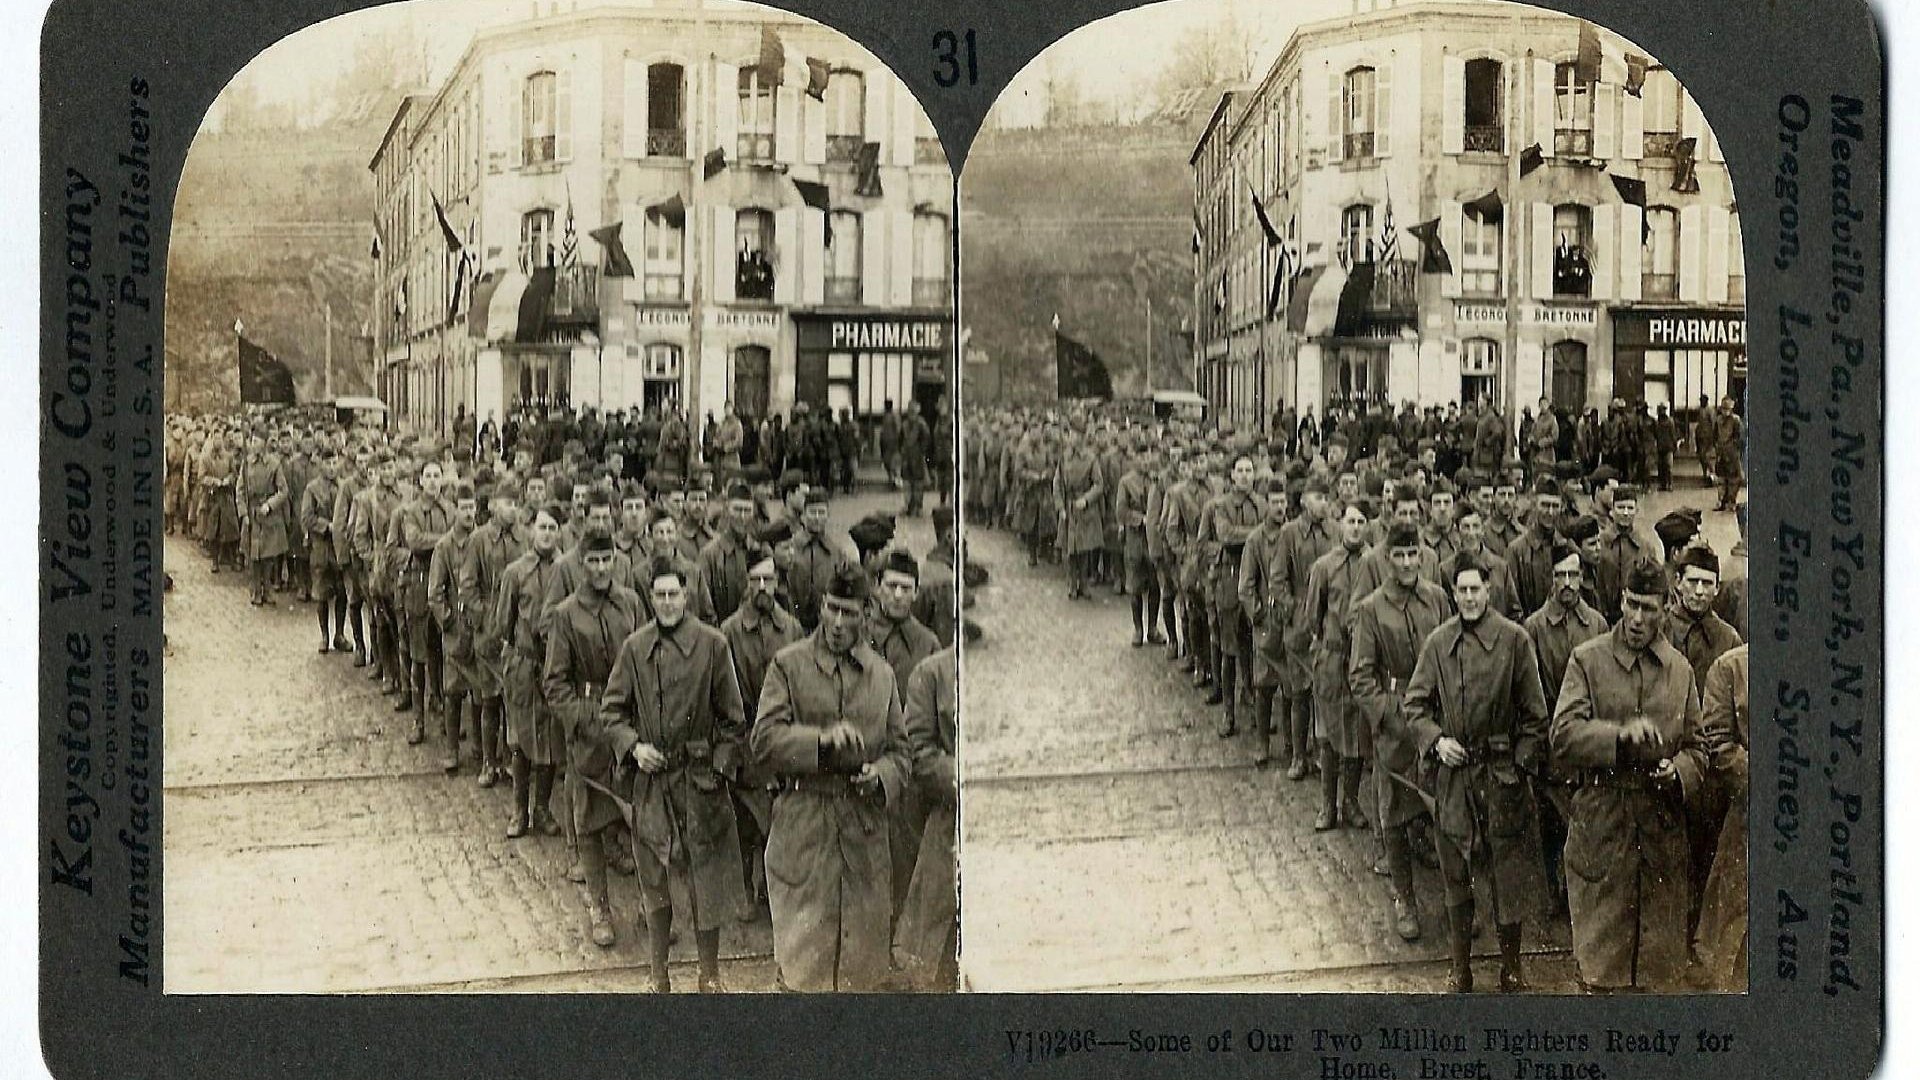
[647,127,686,157]
[523,134,556,165]
[643,273,684,302]
[736,132,775,163]
[1464,124,1504,152]
[1364,258,1418,319]
[1554,126,1594,157]
[1343,131,1375,159]
[1553,245,1593,297]
[551,264,601,320]
[827,135,863,162]
[825,276,861,304]
[1641,272,1679,300]
[1460,268,1502,295]
[1643,131,1680,158]
[913,278,952,308]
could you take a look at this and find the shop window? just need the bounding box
[1462,337,1501,407]
[1642,206,1679,299]
[1460,203,1502,295]
[1464,58,1504,152]
[1643,349,1674,408]
[1342,66,1376,159]
[643,206,684,300]
[826,211,862,303]
[737,67,775,162]
[1330,345,1386,409]
[642,344,683,412]
[647,63,686,157]
[913,210,951,307]
[520,207,555,271]
[523,71,558,164]
[734,209,775,301]
[1340,203,1374,268]
[1552,204,1592,298]
[1550,340,1588,412]
[826,69,864,162]
[1642,67,1682,158]
[1554,61,1594,156]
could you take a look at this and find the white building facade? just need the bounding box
[1191,1,1744,431]
[370,2,955,435]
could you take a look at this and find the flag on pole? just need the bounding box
[237,330,297,405]
[1250,187,1282,247]
[1192,209,1202,255]
[433,192,463,254]
[1407,218,1452,274]
[703,147,728,179]
[588,221,635,277]
[805,57,831,101]
[1519,143,1545,177]
[1266,245,1291,317]
[793,178,833,245]
[1575,21,1604,85]
[1379,191,1398,263]
[369,226,382,260]
[560,188,579,269]
[853,141,884,197]
[1625,54,1650,97]
[1671,137,1701,193]
[756,26,786,86]
[1055,328,1113,401]
[1466,189,1504,221]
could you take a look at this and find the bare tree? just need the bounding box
[1148,2,1262,112]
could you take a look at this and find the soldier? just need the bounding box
[1402,550,1551,992]
[1664,544,1742,939]
[1056,425,1106,600]
[1198,453,1261,735]
[1652,404,1678,491]
[1693,643,1749,991]
[493,504,566,839]
[1712,397,1744,511]
[301,451,348,653]
[720,531,805,915]
[1115,446,1158,645]
[399,461,453,752]
[463,481,528,789]
[428,483,483,776]
[896,644,958,991]
[1499,477,1563,619]
[1296,500,1375,831]
[878,401,902,488]
[699,482,760,622]
[867,549,941,926]
[900,403,931,517]
[1238,476,1293,767]
[1348,522,1454,942]
[597,554,748,991]
[238,432,291,606]
[543,531,650,952]
[1522,540,1608,915]
[1450,504,1514,619]
[1550,559,1708,994]
[1162,452,1212,683]
[1273,475,1335,779]
[750,564,911,991]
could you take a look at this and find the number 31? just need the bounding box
[932,29,978,87]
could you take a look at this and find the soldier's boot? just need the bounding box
[530,765,563,836]
[1216,657,1238,736]
[1387,827,1421,941]
[696,929,727,993]
[1251,687,1275,767]
[579,838,616,948]
[1202,643,1224,704]
[505,751,531,838]
[1129,594,1146,646]
[1314,745,1340,831]
[477,702,500,787]
[349,603,368,666]
[1497,924,1529,993]
[1447,901,1476,993]
[646,908,674,994]
[440,694,462,774]
[1287,697,1313,780]
[1340,758,1370,831]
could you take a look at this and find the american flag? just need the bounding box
[1379,194,1398,263]
[560,189,579,269]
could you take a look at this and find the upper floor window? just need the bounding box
[1642,67,1682,157]
[648,63,686,157]
[1460,204,1502,294]
[825,70,864,162]
[1340,203,1374,267]
[826,211,862,304]
[1342,67,1377,159]
[1464,58,1504,152]
[523,71,557,164]
[1643,206,1680,299]
[914,210,951,307]
[1554,61,1594,156]
[642,205,684,301]
[735,208,775,301]
[1551,204,1592,297]
[520,208,555,271]
[737,67,775,162]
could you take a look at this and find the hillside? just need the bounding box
[960,122,1200,404]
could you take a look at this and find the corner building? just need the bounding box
[1191,0,1744,430]
[370,0,956,435]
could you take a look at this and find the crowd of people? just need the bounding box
[163,404,961,993]
[965,395,1749,994]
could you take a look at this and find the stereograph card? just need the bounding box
[37,0,1882,1075]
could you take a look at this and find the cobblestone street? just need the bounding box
[959,486,1737,993]
[164,490,932,994]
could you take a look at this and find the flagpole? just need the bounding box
[1505,45,1525,427]
[325,302,334,401]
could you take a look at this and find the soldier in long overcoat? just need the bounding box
[1294,501,1376,831]
[1693,644,1749,992]
[492,505,565,838]
[238,433,291,605]
[896,645,957,991]
[1055,431,1106,598]
[1197,454,1261,735]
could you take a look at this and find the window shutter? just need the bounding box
[1591,202,1614,300]
[1703,113,1723,162]
[773,205,798,303]
[1678,203,1703,300]
[774,85,800,164]
[1531,202,1553,299]
[889,209,915,305]
[1620,89,1643,160]
[864,72,890,163]
[803,90,827,164]
[1374,58,1393,157]
[1440,200,1462,298]
[511,73,525,169]
[1442,54,1464,155]
[1679,91,1701,142]
[1705,205,1730,302]
[713,60,739,156]
[1325,69,1343,163]
[711,206,735,303]
[623,58,648,158]
[556,68,573,162]
[1593,82,1616,159]
[676,215,693,300]
[860,210,886,302]
[1617,204,1643,300]
[802,207,826,304]
[890,81,918,168]
[1533,58,1555,158]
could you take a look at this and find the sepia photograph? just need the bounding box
[162,0,958,994]
[959,0,1748,994]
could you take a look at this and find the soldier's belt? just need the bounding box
[783,773,856,797]
[1578,765,1662,789]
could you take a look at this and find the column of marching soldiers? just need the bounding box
[966,398,1750,995]
[162,412,960,994]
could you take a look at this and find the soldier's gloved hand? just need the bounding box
[632,743,668,773]
[1617,717,1665,762]
[1432,736,1469,768]
[821,722,866,773]
[850,763,884,802]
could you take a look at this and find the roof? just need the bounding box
[1188,86,1250,166]
[368,94,431,172]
